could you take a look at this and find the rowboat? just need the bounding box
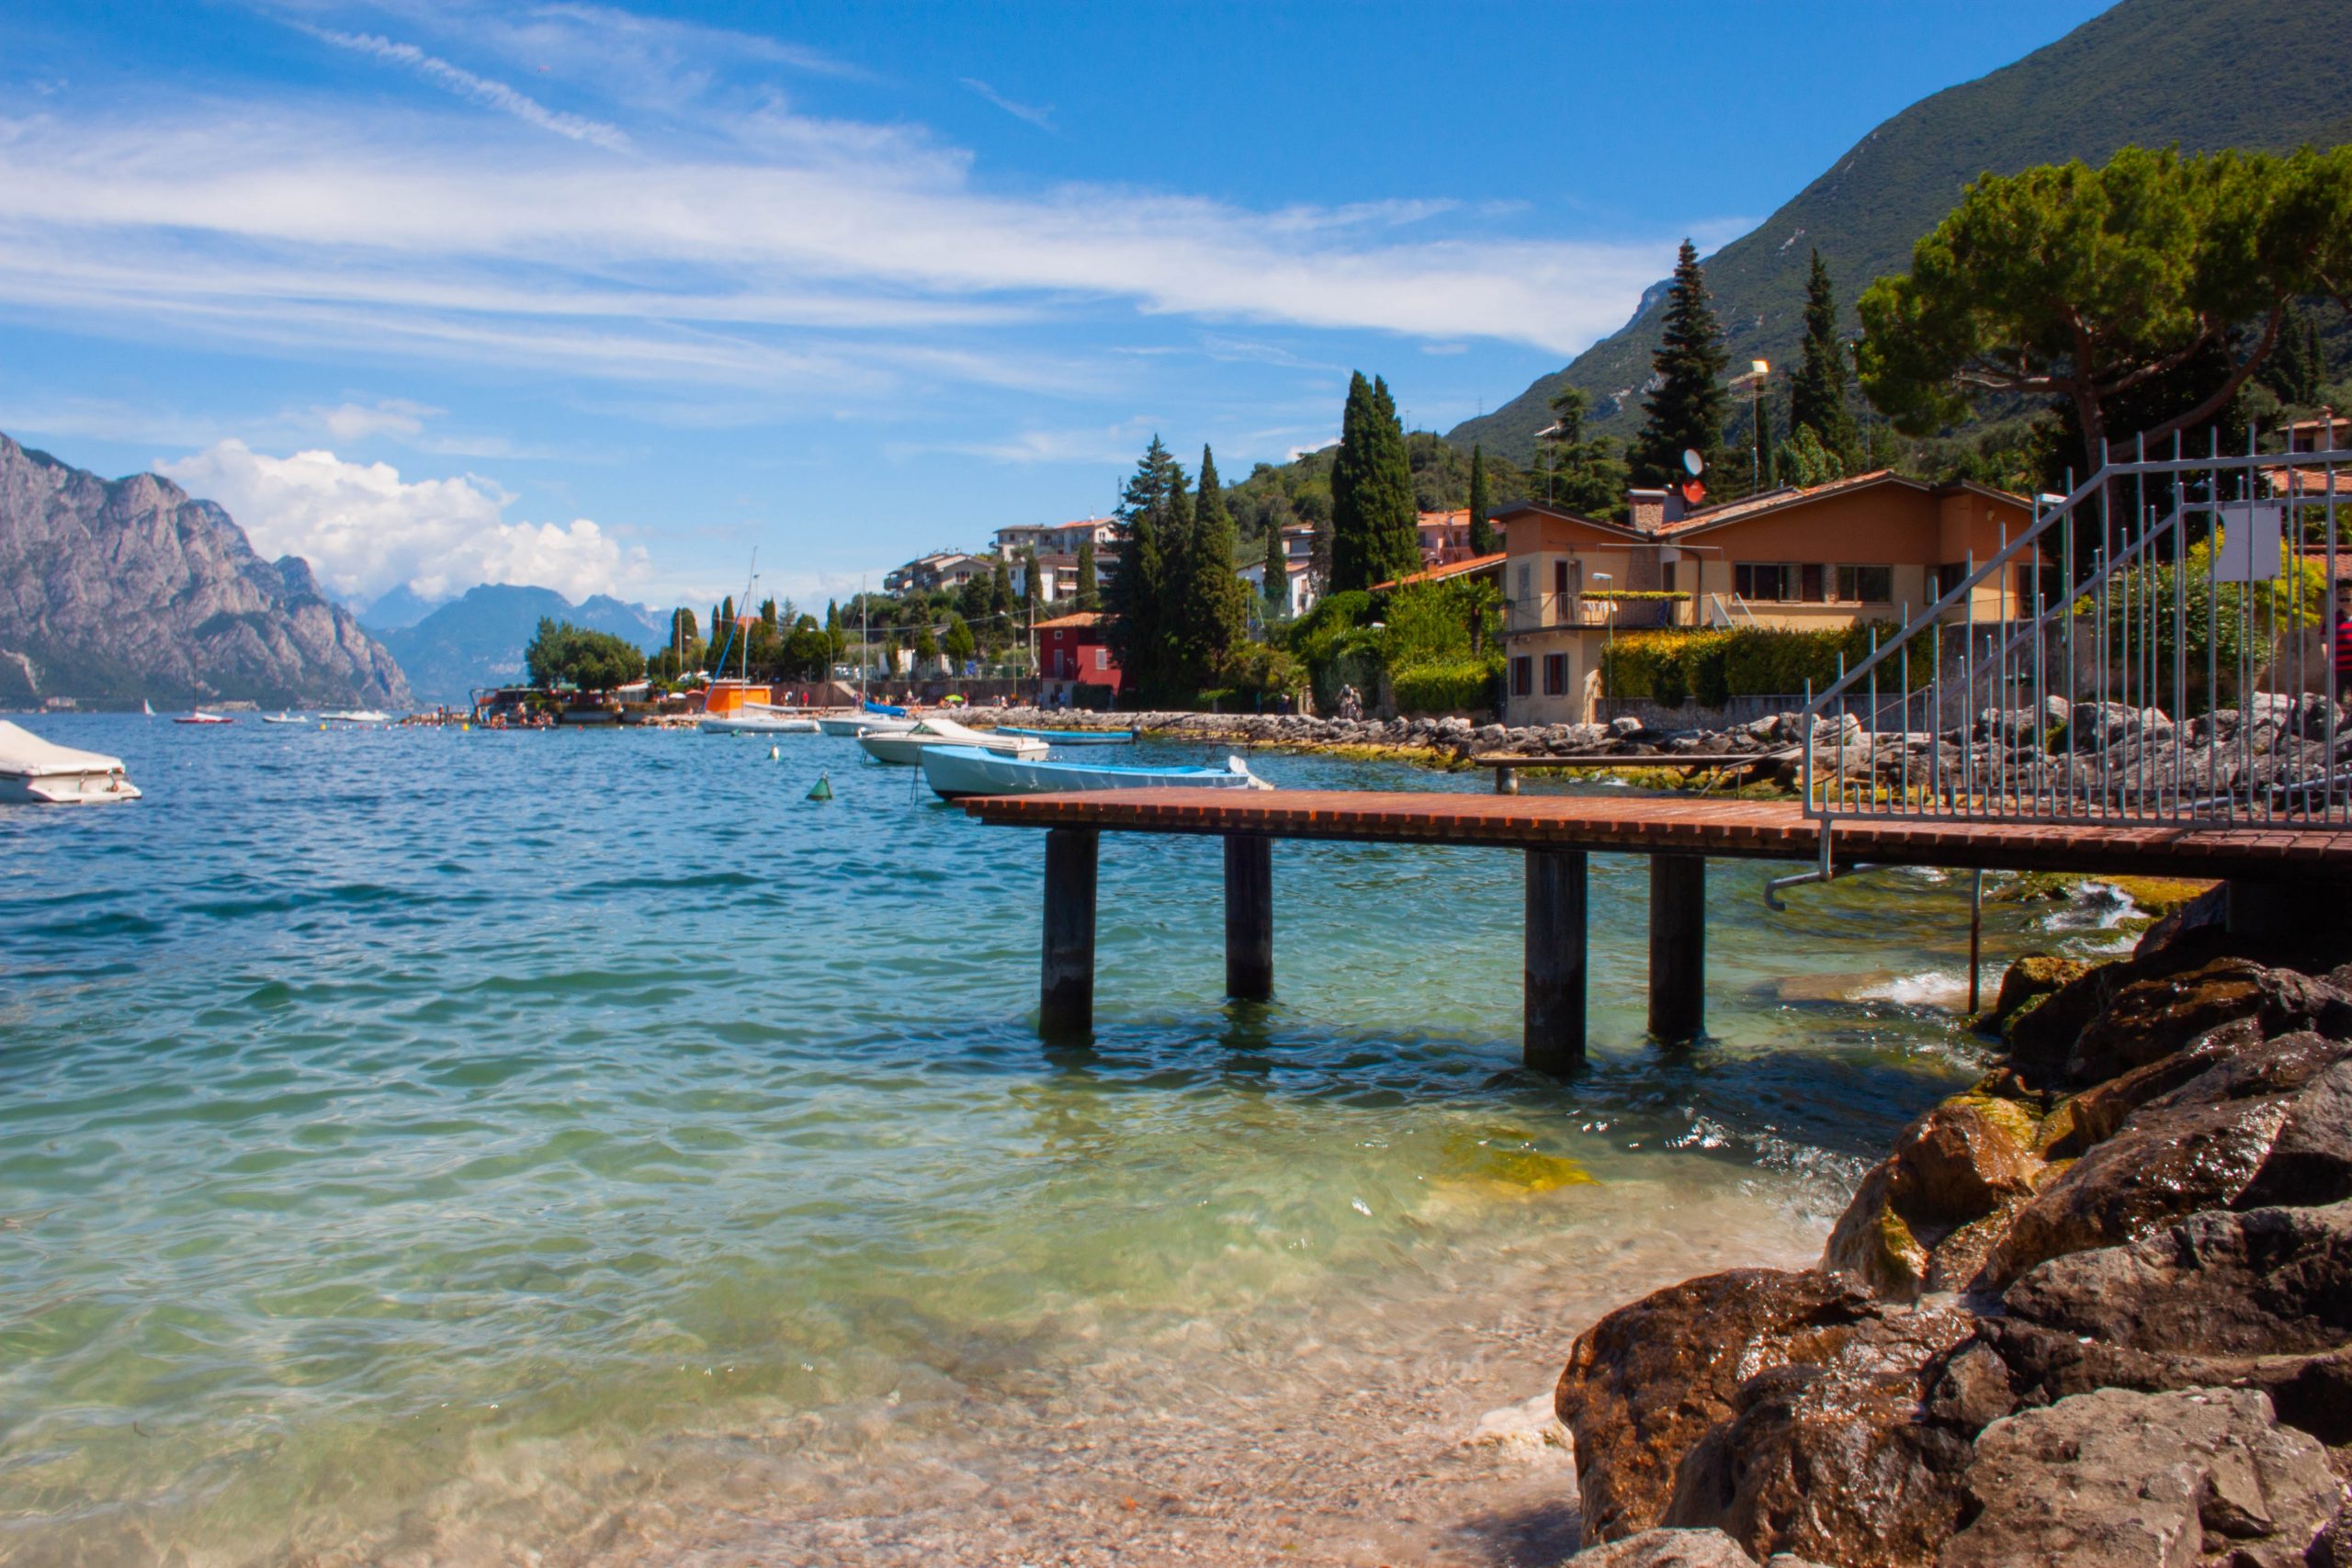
[857,716,1047,765]
[920,745,1269,799]
[992,727,1136,745]
[0,720,141,804]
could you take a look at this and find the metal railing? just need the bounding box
[1804,430,2348,834]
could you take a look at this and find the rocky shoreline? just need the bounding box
[1547,885,2352,1567]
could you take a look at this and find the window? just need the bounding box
[1800,564,1826,603]
[1543,653,1566,694]
[1093,648,1108,671]
[1661,561,1677,593]
[1736,562,1791,601]
[1515,564,1532,604]
[1936,563,1968,598]
[1511,657,1532,697]
[1836,565,1894,603]
[1553,559,1570,598]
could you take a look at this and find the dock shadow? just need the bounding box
[1454,1495,1583,1564]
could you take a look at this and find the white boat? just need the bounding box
[262,713,308,725]
[319,709,391,726]
[920,745,1269,799]
[857,716,1049,765]
[0,720,141,804]
[699,711,819,734]
[992,726,1136,745]
[817,712,916,737]
[174,710,234,725]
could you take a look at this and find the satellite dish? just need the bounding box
[1681,449,1704,477]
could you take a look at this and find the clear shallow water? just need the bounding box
[0,719,2100,1565]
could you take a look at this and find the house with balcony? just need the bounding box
[1496,469,2037,726]
[992,517,1119,561]
[1035,612,1122,705]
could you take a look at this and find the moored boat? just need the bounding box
[919,744,1269,799]
[699,711,819,734]
[857,716,1048,765]
[817,712,916,736]
[262,713,307,725]
[175,710,234,725]
[0,720,141,804]
[319,709,390,726]
[992,727,1136,745]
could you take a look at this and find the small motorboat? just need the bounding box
[817,712,916,736]
[320,709,391,726]
[857,716,1047,765]
[700,710,819,735]
[920,745,1270,799]
[0,720,141,804]
[262,713,308,725]
[992,727,1136,745]
[175,710,235,725]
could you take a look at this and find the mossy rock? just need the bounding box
[1985,953,2089,1036]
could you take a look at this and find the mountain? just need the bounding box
[1451,0,2352,462]
[0,432,411,710]
[357,582,443,630]
[373,584,666,704]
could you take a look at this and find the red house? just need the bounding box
[1036,612,1123,705]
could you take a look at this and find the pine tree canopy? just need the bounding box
[1467,444,1495,555]
[1789,249,1862,469]
[1329,371,1421,592]
[1630,239,1730,490]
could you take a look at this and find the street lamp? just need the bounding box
[1750,359,1770,492]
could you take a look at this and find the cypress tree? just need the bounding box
[1176,445,1249,690]
[1261,516,1288,617]
[1022,548,1043,610]
[1466,443,1495,555]
[1075,537,1100,613]
[1329,371,1420,592]
[1102,437,1188,702]
[1788,250,1860,469]
[1630,240,1730,490]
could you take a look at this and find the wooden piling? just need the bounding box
[1041,827,1099,1041]
[1524,847,1589,1072]
[1223,834,1273,1001]
[1495,764,1519,795]
[1647,853,1705,1042]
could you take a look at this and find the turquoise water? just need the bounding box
[0,719,2089,1564]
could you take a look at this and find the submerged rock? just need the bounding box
[1939,1386,2337,1568]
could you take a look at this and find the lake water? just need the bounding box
[0,718,2126,1566]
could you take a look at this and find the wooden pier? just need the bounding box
[967,787,2352,1068]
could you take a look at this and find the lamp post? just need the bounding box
[1750,358,1770,493]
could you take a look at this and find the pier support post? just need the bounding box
[1495,765,1520,795]
[1041,828,1099,1042]
[1647,853,1705,1043]
[1223,834,1273,1001]
[1524,848,1589,1072]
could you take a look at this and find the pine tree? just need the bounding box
[1630,240,1730,490]
[1466,443,1495,555]
[1329,372,1420,592]
[1788,250,1861,469]
[1102,437,1189,702]
[1075,538,1100,612]
[1543,387,1629,516]
[1261,515,1288,617]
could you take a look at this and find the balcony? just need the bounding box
[1505,593,1686,634]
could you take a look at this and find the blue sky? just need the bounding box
[0,0,2107,615]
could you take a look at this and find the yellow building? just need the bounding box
[1498,470,2037,726]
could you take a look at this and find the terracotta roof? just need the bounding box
[1034,612,1103,631]
[2263,466,2352,497]
[1655,470,2031,536]
[1371,551,1508,591]
[1484,500,1651,540]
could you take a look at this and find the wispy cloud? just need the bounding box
[960,77,1054,132]
[301,26,633,151]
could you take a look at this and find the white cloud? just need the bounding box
[157,440,643,604]
[960,78,1054,132]
[307,398,437,442]
[301,27,634,151]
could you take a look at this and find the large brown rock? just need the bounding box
[1555,1269,1876,1543]
[2064,958,2345,1088]
[1984,953,2086,1035]
[1990,1201,2352,1445]
[1983,1032,2352,1285]
[1937,1387,2338,1568]
[1662,1301,1978,1568]
[1822,1097,2042,1301]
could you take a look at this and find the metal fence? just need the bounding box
[1804,430,2349,833]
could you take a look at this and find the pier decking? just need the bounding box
[967,788,2350,1066]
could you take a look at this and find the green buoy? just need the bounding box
[806,772,834,802]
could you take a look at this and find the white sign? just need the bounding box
[2215,502,2283,582]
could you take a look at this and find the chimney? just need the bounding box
[1628,488,1669,534]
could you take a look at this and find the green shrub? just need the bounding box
[1602,624,1925,705]
[1391,658,1500,714]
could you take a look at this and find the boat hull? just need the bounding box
[918,745,1266,798]
[992,728,1136,745]
[857,732,1048,765]
[699,715,819,734]
[0,770,143,805]
[816,715,914,737]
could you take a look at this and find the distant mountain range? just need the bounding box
[1451,0,2352,461]
[0,432,410,711]
[368,584,667,705]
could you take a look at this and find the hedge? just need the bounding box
[1601,625,1925,708]
[1392,658,1500,715]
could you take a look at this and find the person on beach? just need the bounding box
[2335,577,2352,705]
